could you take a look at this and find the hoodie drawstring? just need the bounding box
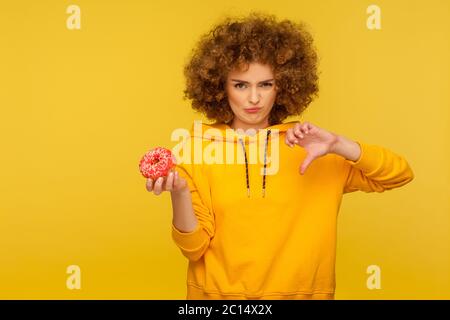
[238,129,271,198]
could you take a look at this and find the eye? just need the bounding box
[234,83,247,89]
[261,82,273,87]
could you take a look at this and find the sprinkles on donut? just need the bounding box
[139,147,176,180]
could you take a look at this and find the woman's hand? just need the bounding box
[146,170,189,195]
[285,122,339,175]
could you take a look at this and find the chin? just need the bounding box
[243,117,262,124]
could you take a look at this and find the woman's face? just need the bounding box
[225,62,277,130]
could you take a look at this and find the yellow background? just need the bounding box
[1,0,449,299]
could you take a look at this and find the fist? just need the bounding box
[285,121,338,174]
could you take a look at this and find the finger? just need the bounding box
[165,172,174,191]
[306,122,316,133]
[285,130,297,147]
[299,154,315,175]
[285,133,294,147]
[173,170,179,189]
[173,171,187,190]
[294,126,304,139]
[146,178,154,192]
[300,123,310,134]
[153,177,164,195]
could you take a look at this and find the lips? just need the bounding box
[244,108,261,113]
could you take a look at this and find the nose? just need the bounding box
[249,87,261,105]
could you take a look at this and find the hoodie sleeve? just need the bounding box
[342,141,414,193]
[171,144,215,262]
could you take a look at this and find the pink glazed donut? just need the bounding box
[139,147,176,180]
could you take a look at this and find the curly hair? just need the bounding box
[182,12,320,125]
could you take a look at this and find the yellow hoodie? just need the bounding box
[170,120,414,300]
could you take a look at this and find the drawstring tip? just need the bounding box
[262,189,266,198]
[247,188,250,198]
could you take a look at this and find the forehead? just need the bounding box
[227,62,274,80]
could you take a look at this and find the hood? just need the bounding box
[186,120,299,198]
[188,120,298,144]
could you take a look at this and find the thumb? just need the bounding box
[299,153,316,175]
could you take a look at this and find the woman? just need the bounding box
[146,12,414,300]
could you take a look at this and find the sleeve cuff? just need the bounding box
[344,141,383,173]
[171,222,207,250]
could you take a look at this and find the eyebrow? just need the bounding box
[230,79,274,84]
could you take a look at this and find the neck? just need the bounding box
[230,118,270,132]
